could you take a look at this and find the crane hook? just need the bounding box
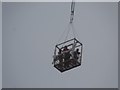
[70,0,75,24]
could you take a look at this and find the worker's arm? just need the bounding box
[70,42,77,51]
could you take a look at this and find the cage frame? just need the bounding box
[53,38,83,73]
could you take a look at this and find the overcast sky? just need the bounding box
[2,2,118,88]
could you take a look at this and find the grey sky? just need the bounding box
[2,2,118,88]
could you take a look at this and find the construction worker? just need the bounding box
[63,46,71,68]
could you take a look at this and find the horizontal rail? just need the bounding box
[56,38,74,46]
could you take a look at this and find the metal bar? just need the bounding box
[60,43,73,49]
[76,44,81,48]
[80,44,83,64]
[55,45,61,50]
[54,47,56,55]
[74,38,82,45]
[56,38,74,46]
[60,44,81,52]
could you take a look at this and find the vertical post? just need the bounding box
[80,44,83,65]
[53,46,57,65]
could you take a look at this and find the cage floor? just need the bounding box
[54,59,81,72]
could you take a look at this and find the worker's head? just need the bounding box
[64,46,68,49]
[76,48,79,52]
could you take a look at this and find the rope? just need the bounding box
[71,23,76,39]
[56,23,69,45]
[64,23,71,42]
[55,0,77,48]
[71,22,81,41]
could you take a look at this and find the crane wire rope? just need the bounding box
[63,0,76,44]
[55,0,77,49]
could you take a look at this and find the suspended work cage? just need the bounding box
[52,0,83,73]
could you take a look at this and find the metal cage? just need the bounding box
[53,38,83,72]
